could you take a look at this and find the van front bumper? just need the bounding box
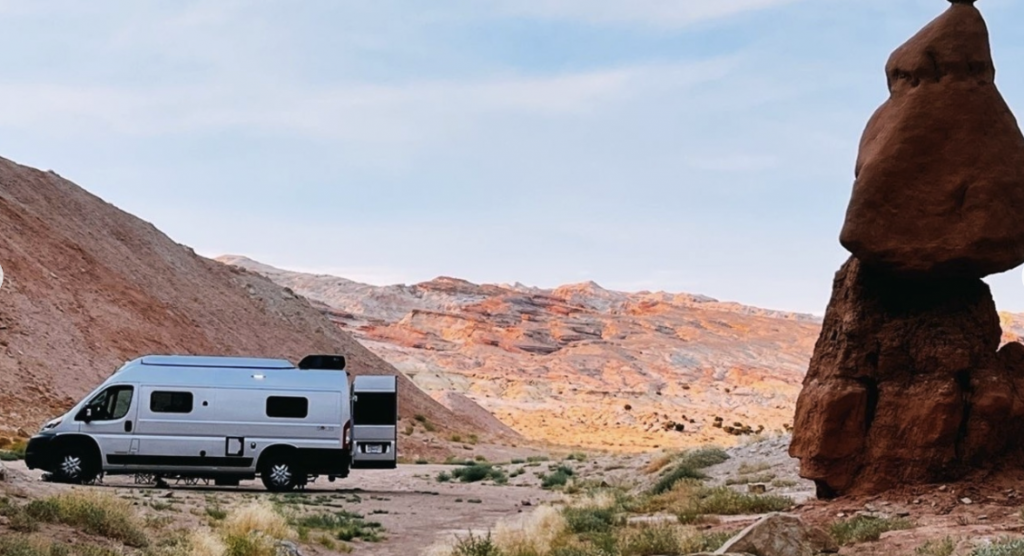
[25,433,57,471]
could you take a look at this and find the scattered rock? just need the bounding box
[714,513,838,556]
[961,498,973,505]
[748,484,767,494]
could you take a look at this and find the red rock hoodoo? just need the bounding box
[840,1,1024,278]
[790,1,1024,497]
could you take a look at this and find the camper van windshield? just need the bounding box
[82,386,134,421]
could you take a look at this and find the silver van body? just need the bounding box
[25,355,398,491]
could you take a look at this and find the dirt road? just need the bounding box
[1,460,559,556]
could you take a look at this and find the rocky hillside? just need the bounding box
[217,256,823,451]
[0,156,475,454]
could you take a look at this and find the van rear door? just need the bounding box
[351,376,397,469]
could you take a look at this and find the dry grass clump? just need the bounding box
[221,501,293,540]
[0,533,120,556]
[187,530,228,556]
[642,453,676,475]
[23,491,149,547]
[493,505,568,555]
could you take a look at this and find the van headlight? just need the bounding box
[41,418,62,431]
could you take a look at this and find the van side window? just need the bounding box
[266,396,308,419]
[151,391,194,414]
[80,385,134,421]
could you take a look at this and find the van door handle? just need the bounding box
[124,420,133,433]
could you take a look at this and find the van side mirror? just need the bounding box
[77,407,93,423]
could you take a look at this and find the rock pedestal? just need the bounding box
[790,258,1024,496]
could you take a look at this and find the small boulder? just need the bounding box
[275,541,304,556]
[0,460,7,482]
[715,514,838,556]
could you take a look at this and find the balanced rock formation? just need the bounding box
[840,0,1024,278]
[792,0,1024,497]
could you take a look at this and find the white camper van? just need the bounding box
[24,354,398,492]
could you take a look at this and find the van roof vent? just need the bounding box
[297,355,347,371]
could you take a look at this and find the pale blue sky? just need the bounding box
[2,0,1024,315]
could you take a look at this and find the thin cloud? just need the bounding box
[490,0,805,28]
[0,58,737,144]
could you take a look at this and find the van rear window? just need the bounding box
[151,391,194,414]
[354,392,397,426]
[266,396,309,419]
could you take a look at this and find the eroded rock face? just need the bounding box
[840,2,1024,278]
[790,257,1024,496]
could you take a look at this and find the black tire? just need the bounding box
[260,453,298,492]
[53,444,98,484]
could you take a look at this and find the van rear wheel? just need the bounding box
[260,454,298,492]
[54,445,98,484]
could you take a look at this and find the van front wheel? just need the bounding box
[260,455,298,492]
[54,446,98,484]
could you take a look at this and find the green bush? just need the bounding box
[829,515,912,546]
[437,471,453,483]
[676,448,729,470]
[542,465,575,489]
[972,538,1024,556]
[649,448,729,496]
[563,507,618,534]
[451,532,501,556]
[451,464,507,484]
[676,487,793,523]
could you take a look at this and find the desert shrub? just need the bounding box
[562,507,618,534]
[452,464,507,484]
[649,448,729,496]
[650,466,706,496]
[290,509,383,543]
[25,492,149,547]
[770,479,798,488]
[205,506,228,521]
[643,453,676,474]
[829,515,912,546]
[0,534,120,556]
[451,532,501,556]
[724,473,776,486]
[527,456,550,463]
[916,536,956,556]
[676,487,793,523]
[566,452,587,462]
[493,505,568,556]
[676,448,729,470]
[542,466,574,489]
[737,461,772,475]
[221,501,291,540]
[616,524,680,556]
[437,471,453,483]
[0,440,27,461]
[972,538,1024,556]
[416,459,430,465]
[510,459,526,465]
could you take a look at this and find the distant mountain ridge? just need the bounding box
[218,255,823,451]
